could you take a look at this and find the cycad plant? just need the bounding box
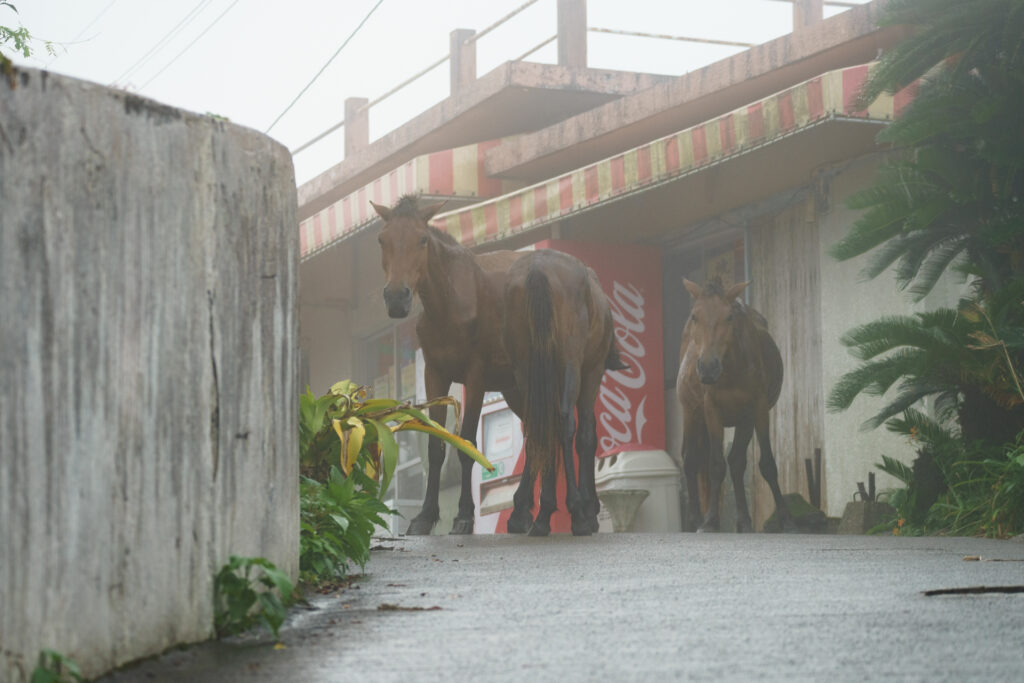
[828,0,1024,532]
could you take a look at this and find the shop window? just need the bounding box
[361,320,426,528]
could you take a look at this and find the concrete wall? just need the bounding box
[749,197,826,526]
[0,69,298,680]
[818,156,962,518]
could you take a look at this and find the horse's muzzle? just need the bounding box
[697,357,722,384]
[383,286,412,318]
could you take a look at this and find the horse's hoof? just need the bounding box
[587,516,600,534]
[528,521,551,537]
[571,522,593,537]
[449,518,474,535]
[736,519,754,534]
[506,512,531,534]
[405,516,437,536]
[781,518,802,534]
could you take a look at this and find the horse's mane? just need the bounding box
[392,194,459,247]
[703,277,726,298]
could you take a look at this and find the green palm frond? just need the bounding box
[907,237,968,300]
[886,407,959,449]
[864,380,955,431]
[876,453,915,486]
[839,313,961,360]
[860,0,1024,107]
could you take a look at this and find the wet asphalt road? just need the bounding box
[102,533,1024,682]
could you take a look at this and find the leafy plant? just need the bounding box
[300,466,390,583]
[301,380,493,498]
[31,650,84,683]
[928,432,1024,538]
[1,2,55,86]
[213,555,294,640]
[297,380,493,586]
[829,0,1024,537]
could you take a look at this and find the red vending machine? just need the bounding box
[472,240,665,533]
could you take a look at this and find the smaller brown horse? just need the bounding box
[503,249,625,536]
[676,278,794,533]
[372,195,525,535]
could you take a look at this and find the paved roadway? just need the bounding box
[102,533,1024,682]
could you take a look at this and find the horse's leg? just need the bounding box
[728,419,755,533]
[575,365,603,534]
[504,384,535,534]
[508,469,536,534]
[699,407,727,532]
[450,367,484,535]
[681,409,706,532]
[754,401,796,532]
[528,464,558,537]
[406,366,450,535]
[556,363,590,536]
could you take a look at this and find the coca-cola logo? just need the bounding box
[599,281,650,452]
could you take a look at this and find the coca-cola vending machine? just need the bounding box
[472,240,668,533]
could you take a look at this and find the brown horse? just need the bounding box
[503,249,626,536]
[372,195,525,535]
[676,278,794,533]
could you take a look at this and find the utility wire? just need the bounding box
[264,0,384,134]
[111,0,213,86]
[44,0,120,68]
[71,0,120,42]
[139,0,242,89]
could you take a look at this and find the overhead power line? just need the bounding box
[264,0,385,135]
[139,0,242,89]
[111,0,214,86]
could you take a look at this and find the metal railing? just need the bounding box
[290,0,868,157]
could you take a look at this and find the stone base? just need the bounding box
[838,501,897,534]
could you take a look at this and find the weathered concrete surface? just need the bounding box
[296,62,672,221]
[485,0,910,183]
[0,68,298,681]
[102,534,1024,682]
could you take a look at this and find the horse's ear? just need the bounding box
[725,280,750,302]
[370,201,392,222]
[682,278,702,300]
[419,201,448,223]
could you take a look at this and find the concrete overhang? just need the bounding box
[296,62,672,221]
[483,1,910,184]
[430,63,914,253]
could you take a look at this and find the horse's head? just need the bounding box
[371,196,447,318]
[682,278,750,385]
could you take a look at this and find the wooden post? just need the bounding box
[450,28,477,93]
[557,0,587,68]
[793,0,823,32]
[344,97,368,158]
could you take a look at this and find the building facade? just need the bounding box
[296,0,955,530]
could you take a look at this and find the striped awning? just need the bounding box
[299,139,521,259]
[433,62,915,248]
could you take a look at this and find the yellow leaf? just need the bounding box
[274,643,287,650]
[332,419,349,474]
[959,304,982,323]
[394,420,494,472]
[344,417,365,474]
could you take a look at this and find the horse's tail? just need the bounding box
[598,313,630,370]
[524,266,562,480]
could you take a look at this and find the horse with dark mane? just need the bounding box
[676,278,794,533]
[503,249,627,536]
[372,195,525,535]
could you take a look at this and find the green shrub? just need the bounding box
[213,556,294,640]
[300,466,390,583]
[929,433,1024,538]
[296,380,493,586]
[31,650,83,683]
